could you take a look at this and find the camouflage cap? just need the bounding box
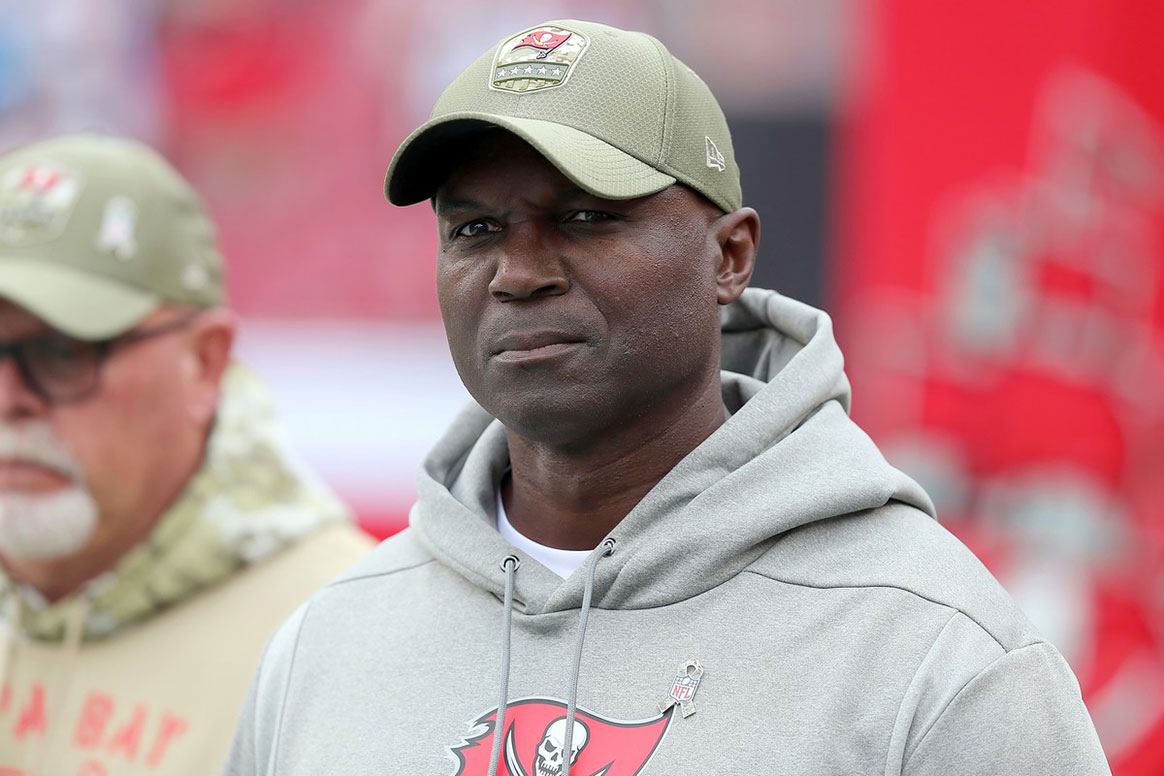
[385,19,741,213]
[0,134,224,341]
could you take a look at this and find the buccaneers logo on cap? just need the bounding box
[490,25,590,94]
[515,31,571,57]
[0,163,82,247]
[450,697,671,775]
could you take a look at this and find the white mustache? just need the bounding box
[0,422,84,481]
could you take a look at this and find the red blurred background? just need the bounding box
[3,0,1160,770]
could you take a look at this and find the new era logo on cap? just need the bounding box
[490,24,590,93]
[705,136,726,172]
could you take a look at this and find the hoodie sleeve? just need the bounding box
[223,602,311,776]
[901,638,1110,775]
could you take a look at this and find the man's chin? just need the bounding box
[0,488,99,562]
[493,399,618,449]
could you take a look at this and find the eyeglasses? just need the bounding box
[0,312,201,405]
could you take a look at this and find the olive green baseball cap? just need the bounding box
[385,19,741,213]
[0,133,224,341]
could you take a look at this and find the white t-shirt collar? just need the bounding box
[496,488,592,580]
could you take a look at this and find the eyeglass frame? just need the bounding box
[0,310,203,405]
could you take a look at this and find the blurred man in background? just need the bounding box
[0,133,372,774]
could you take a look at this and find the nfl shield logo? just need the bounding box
[669,674,697,703]
[659,660,704,718]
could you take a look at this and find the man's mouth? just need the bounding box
[491,331,587,364]
[0,458,73,492]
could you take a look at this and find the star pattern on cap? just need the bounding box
[494,63,568,82]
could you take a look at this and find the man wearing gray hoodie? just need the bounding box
[227,19,1110,776]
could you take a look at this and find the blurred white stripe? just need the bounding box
[236,320,471,514]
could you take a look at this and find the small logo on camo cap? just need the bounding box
[0,164,82,247]
[490,25,590,94]
[705,137,726,172]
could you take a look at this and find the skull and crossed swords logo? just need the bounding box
[506,716,590,776]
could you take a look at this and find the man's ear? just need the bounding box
[183,307,237,424]
[711,207,760,305]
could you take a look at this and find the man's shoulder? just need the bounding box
[280,521,377,568]
[251,528,436,669]
[325,526,435,589]
[238,528,432,682]
[176,522,374,622]
[747,503,1041,652]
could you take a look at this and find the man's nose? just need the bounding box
[488,227,570,302]
[0,357,46,419]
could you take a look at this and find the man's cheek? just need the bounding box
[57,417,121,486]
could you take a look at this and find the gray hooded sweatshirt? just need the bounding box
[227,289,1109,775]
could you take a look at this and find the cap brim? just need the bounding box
[385,112,677,206]
[0,260,160,340]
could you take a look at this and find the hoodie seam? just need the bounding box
[740,569,1010,651]
[900,641,1053,771]
[268,601,313,775]
[882,610,960,776]
[322,559,436,591]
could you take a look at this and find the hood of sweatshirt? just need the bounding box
[0,362,352,643]
[410,287,935,616]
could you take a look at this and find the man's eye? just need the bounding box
[453,220,500,238]
[24,336,98,378]
[28,336,90,363]
[565,210,614,224]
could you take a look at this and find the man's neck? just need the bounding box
[4,549,117,604]
[502,373,728,550]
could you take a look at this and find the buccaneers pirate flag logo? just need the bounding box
[0,163,82,246]
[449,698,671,775]
[490,25,590,94]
